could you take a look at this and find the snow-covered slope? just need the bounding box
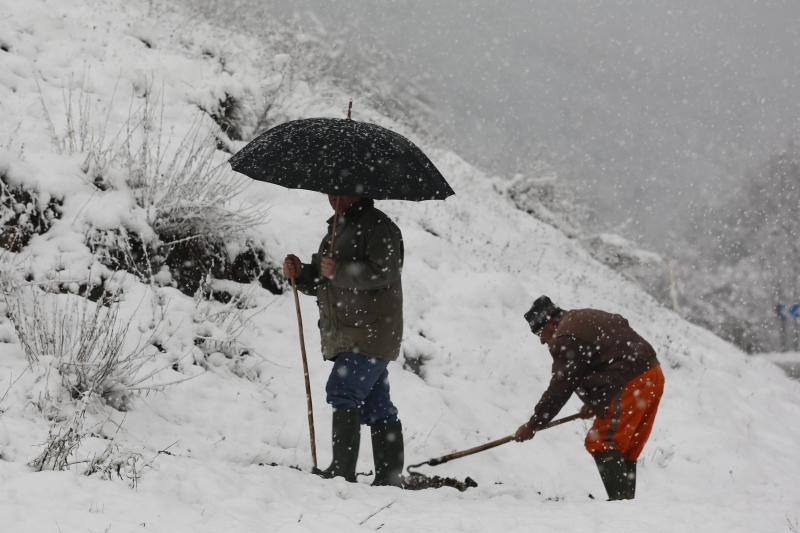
[1,1,799,532]
[761,353,800,381]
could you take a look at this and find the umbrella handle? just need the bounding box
[291,277,317,468]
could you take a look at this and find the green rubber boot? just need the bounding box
[314,407,360,482]
[370,419,404,487]
[593,450,629,500]
[624,460,637,499]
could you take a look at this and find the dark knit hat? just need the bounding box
[524,295,564,334]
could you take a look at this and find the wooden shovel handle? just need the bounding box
[428,435,515,466]
[422,412,584,467]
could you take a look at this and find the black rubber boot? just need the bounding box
[624,460,637,499]
[314,407,360,482]
[593,450,629,500]
[370,419,404,487]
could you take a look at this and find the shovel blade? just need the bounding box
[402,472,478,492]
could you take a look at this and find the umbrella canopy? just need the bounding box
[229,118,454,201]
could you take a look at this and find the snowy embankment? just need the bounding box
[760,353,800,380]
[1,1,799,532]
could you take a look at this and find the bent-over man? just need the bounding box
[515,295,665,500]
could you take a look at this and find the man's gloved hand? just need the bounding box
[514,422,536,442]
[283,254,302,279]
[579,403,595,419]
[320,256,337,279]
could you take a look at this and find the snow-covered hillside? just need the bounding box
[1,1,799,532]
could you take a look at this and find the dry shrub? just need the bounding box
[37,73,123,188]
[118,92,265,244]
[0,173,63,252]
[192,285,270,380]
[0,279,182,478]
[39,76,267,246]
[2,281,165,411]
[85,442,146,489]
[193,285,259,359]
[28,395,89,472]
[104,91,272,295]
[39,75,275,296]
[29,395,147,482]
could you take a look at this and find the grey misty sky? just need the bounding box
[266,0,800,247]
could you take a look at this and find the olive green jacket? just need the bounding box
[295,199,403,361]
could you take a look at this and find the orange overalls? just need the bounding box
[584,365,665,460]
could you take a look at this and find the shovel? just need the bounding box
[403,412,583,491]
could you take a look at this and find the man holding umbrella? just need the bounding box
[230,113,454,487]
[283,193,405,486]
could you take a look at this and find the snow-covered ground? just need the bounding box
[1,1,799,532]
[760,353,800,381]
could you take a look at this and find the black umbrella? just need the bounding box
[228,115,453,471]
[228,117,454,201]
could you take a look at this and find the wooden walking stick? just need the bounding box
[290,275,317,469]
[292,192,344,470]
[294,197,340,470]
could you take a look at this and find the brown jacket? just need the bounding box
[295,199,403,361]
[529,308,659,430]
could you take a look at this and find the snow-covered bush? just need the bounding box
[88,226,283,298]
[37,77,122,189]
[29,393,148,481]
[119,107,274,295]
[2,283,159,408]
[582,233,676,308]
[499,167,586,239]
[119,110,262,240]
[86,227,162,286]
[1,275,179,474]
[191,285,265,380]
[36,86,280,298]
[199,92,246,142]
[0,171,63,252]
[39,77,99,157]
[84,442,146,488]
[28,395,90,472]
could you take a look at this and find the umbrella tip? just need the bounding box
[347,100,352,120]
